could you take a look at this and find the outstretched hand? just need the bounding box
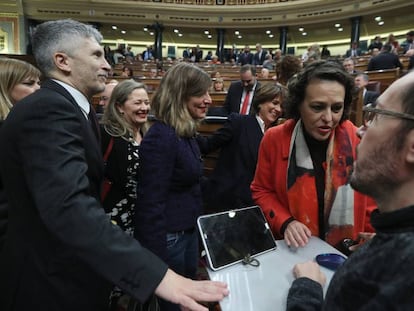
[155,269,229,311]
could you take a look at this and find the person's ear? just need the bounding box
[405,129,414,164]
[54,52,71,73]
[116,103,124,115]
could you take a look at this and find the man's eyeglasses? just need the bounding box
[363,103,414,127]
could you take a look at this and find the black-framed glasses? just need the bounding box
[363,103,414,127]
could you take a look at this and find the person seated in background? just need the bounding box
[273,48,283,63]
[0,57,41,252]
[211,55,221,64]
[404,48,414,70]
[95,80,119,116]
[402,30,414,70]
[260,68,270,79]
[345,41,362,58]
[302,43,320,64]
[120,66,133,78]
[354,73,380,106]
[211,78,226,92]
[211,71,221,79]
[371,47,380,57]
[251,61,375,251]
[204,50,213,61]
[385,33,400,54]
[367,43,403,71]
[320,45,331,59]
[368,35,383,53]
[262,54,275,70]
[197,83,285,213]
[400,30,414,52]
[342,58,359,74]
[286,70,414,311]
[148,68,158,78]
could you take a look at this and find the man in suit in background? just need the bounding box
[253,43,267,66]
[367,43,403,71]
[346,41,362,58]
[355,73,380,106]
[0,19,228,310]
[223,64,260,115]
[342,58,359,75]
[238,45,253,65]
[402,30,414,70]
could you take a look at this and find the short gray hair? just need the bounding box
[32,19,103,76]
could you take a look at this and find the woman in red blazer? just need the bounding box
[251,61,375,251]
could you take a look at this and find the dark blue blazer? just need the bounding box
[197,113,263,212]
[0,80,167,310]
[135,121,203,261]
[223,81,260,116]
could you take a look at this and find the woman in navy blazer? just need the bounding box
[197,83,285,213]
[135,63,212,311]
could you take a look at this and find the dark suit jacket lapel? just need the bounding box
[41,80,101,155]
[244,116,263,165]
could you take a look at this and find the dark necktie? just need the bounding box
[88,107,101,142]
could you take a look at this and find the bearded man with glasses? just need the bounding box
[287,71,414,310]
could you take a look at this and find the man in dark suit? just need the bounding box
[253,43,267,66]
[238,45,253,65]
[354,73,380,106]
[345,41,362,58]
[223,64,260,115]
[367,43,403,71]
[0,19,228,310]
[342,58,359,75]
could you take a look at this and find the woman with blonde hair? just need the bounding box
[0,58,41,120]
[0,57,41,251]
[100,79,152,310]
[135,62,212,311]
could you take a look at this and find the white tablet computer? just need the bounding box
[197,206,277,271]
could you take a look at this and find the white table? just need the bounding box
[207,236,344,311]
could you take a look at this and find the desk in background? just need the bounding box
[208,236,344,311]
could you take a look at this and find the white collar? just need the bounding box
[53,79,90,119]
[255,115,265,133]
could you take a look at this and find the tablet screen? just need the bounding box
[197,206,277,271]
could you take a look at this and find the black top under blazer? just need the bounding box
[0,80,167,310]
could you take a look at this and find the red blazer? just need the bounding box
[251,119,375,240]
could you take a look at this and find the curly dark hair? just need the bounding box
[275,55,302,86]
[285,60,354,122]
